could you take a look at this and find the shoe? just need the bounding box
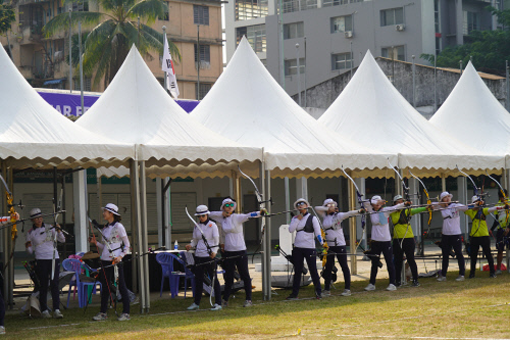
[395,282,402,288]
[243,300,253,307]
[41,310,51,319]
[187,302,200,310]
[437,276,446,282]
[211,303,222,311]
[0,326,4,335]
[386,284,397,291]
[92,312,107,321]
[221,299,228,307]
[117,313,130,321]
[490,273,497,278]
[286,294,298,300]
[364,284,376,291]
[321,290,331,297]
[455,275,465,282]
[495,269,502,275]
[53,309,63,319]
[469,273,475,279]
[411,281,420,287]
[341,289,351,296]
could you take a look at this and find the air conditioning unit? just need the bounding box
[345,31,353,38]
[396,24,405,32]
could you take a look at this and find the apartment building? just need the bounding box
[225,0,503,98]
[1,0,222,99]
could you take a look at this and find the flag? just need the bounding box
[162,35,179,98]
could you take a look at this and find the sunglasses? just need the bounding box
[224,203,235,208]
[296,202,307,206]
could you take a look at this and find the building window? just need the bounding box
[236,24,266,53]
[74,77,92,92]
[463,11,479,35]
[381,45,405,61]
[284,58,305,76]
[282,0,317,13]
[283,22,304,40]
[160,1,169,21]
[331,52,351,70]
[194,44,210,69]
[330,15,352,33]
[194,5,209,25]
[380,7,404,27]
[72,1,89,12]
[235,0,268,21]
[196,83,212,100]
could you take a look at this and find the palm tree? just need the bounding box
[44,0,180,89]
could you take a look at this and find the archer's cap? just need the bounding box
[439,192,452,201]
[195,205,210,216]
[221,198,237,210]
[294,198,310,209]
[30,208,42,218]
[102,203,120,216]
[371,195,384,205]
[393,195,403,203]
[323,198,337,207]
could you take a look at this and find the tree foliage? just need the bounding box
[43,0,180,89]
[0,0,15,35]
[421,7,510,75]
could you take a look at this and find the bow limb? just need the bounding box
[456,165,479,197]
[341,166,365,253]
[408,169,433,226]
[485,171,510,228]
[238,166,263,203]
[388,159,412,248]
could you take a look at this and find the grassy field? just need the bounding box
[4,270,510,339]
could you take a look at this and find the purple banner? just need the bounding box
[37,91,200,117]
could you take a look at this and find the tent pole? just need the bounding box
[130,159,141,307]
[1,161,8,308]
[140,161,150,313]
[348,173,357,275]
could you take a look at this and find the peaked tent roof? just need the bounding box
[318,50,504,176]
[76,45,262,178]
[191,37,392,178]
[0,45,133,169]
[430,61,510,168]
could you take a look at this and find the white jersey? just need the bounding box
[210,211,262,252]
[433,202,469,235]
[190,219,220,257]
[96,222,130,261]
[26,223,65,260]
[315,206,358,246]
[363,201,406,242]
[289,213,323,249]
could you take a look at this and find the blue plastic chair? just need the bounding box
[62,258,101,308]
[156,252,195,298]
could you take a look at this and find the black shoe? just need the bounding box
[468,273,475,279]
[490,273,497,278]
[315,292,322,300]
[412,281,420,287]
[395,282,401,288]
[286,294,298,300]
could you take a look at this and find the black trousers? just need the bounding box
[393,238,418,283]
[194,256,222,306]
[99,261,130,314]
[223,250,252,301]
[35,259,60,312]
[369,241,396,285]
[323,245,350,290]
[0,290,4,327]
[470,236,495,276]
[292,247,321,296]
[441,234,465,277]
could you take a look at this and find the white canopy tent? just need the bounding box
[318,50,505,177]
[0,44,134,309]
[76,45,262,175]
[429,61,510,174]
[0,45,134,169]
[192,38,393,178]
[76,45,262,313]
[192,37,394,300]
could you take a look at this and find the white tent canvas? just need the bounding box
[192,38,392,178]
[0,45,133,169]
[318,51,504,176]
[76,45,262,178]
[430,61,510,169]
